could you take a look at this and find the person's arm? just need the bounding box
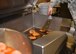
[48,0,68,15]
[48,0,61,15]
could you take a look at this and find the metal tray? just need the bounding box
[0,28,32,54]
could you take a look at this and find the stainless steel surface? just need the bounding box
[0,0,29,9]
[0,0,31,18]
[33,31,67,54]
[49,17,62,31]
[41,19,52,31]
[0,12,71,32]
[33,13,71,31]
[0,14,33,32]
[0,12,48,32]
[0,28,32,54]
[33,12,48,28]
[33,12,64,31]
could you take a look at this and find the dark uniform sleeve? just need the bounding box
[49,0,68,7]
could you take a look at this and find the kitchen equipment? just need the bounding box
[0,28,32,54]
[40,16,52,32]
[33,31,67,54]
[24,27,67,54]
[0,0,29,10]
[0,10,71,54]
[0,0,30,18]
[24,14,52,41]
[38,3,49,15]
[38,2,57,15]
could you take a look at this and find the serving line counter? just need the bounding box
[0,12,73,54]
[32,31,67,54]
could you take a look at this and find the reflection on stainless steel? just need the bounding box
[33,31,67,54]
[0,28,32,54]
[24,27,67,54]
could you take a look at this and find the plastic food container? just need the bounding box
[38,2,49,15]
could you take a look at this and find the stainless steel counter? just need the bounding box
[0,12,48,32]
[0,12,71,32]
[0,14,33,32]
[33,31,67,54]
[0,12,69,54]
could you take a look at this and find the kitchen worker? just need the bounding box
[48,0,76,28]
[48,0,76,54]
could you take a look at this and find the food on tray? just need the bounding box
[0,42,6,51]
[0,42,22,54]
[29,36,37,40]
[29,29,40,36]
[28,28,49,40]
[40,29,48,34]
[11,50,22,54]
[40,29,46,32]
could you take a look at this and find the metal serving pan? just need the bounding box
[0,28,32,54]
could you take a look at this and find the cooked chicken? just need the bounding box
[29,36,37,40]
[40,29,46,32]
[0,42,6,51]
[29,29,40,36]
[0,42,22,54]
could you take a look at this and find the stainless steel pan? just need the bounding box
[0,28,32,54]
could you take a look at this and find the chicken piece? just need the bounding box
[29,36,36,40]
[0,42,6,51]
[40,29,48,34]
[0,52,5,54]
[0,42,22,54]
[40,29,46,32]
[11,50,22,54]
[29,29,40,36]
[5,46,14,54]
